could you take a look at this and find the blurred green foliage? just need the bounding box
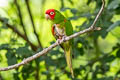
[0,0,120,80]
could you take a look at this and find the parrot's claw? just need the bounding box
[56,36,67,44]
[62,36,67,42]
[56,39,61,45]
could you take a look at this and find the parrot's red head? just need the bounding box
[45,9,56,20]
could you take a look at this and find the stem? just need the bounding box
[25,0,42,49]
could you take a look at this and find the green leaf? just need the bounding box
[0,44,9,50]
[108,0,120,10]
[104,55,116,62]
[100,28,108,38]
[67,0,73,5]
[0,55,2,62]
[96,77,113,80]
[70,8,78,14]
[116,49,120,58]
[16,46,33,57]
[2,17,9,24]
[116,70,120,75]
[1,24,8,29]
[60,7,70,11]
[115,6,120,14]
[13,72,20,80]
[6,50,17,66]
[107,21,120,32]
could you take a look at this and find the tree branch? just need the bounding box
[0,18,38,51]
[0,0,105,71]
[14,0,28,42]
[25,0,42,49]
[91,0,105,29]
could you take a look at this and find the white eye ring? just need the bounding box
[50,12,54,15]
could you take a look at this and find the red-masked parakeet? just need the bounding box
[45,9,74,78]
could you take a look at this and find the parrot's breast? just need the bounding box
[52,24,66,39]
[55,26,65,36]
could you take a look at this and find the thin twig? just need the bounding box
[91,0,105,29]
[25,0,42,48]
[0,0,105,71]
[14,0,28,42]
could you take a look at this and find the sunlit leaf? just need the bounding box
[108,0,120,10]
[107,21,120,32]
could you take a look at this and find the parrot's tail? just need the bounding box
[64,47,74,78]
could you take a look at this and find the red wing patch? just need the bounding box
[51,25,55,36]
[64,19,67,22]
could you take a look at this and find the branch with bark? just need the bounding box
[0,0,105,71]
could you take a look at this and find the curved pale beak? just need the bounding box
[45,14,50,20]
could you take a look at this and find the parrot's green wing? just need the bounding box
[64,20,73,45]
[65,20,73,36]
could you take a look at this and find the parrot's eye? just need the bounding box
[50,12,54,15]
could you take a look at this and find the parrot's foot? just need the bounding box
[62,36,67,42]
[56,36,67,44]
[56,39,61,44]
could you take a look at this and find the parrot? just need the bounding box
[45,9,74,78]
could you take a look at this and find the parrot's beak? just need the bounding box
[45,14,50,20]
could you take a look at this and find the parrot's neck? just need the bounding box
[51,20,65,29]
[53,18,64,24]
[53,14,65,24]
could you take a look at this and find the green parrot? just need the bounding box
[45,9,74,78]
